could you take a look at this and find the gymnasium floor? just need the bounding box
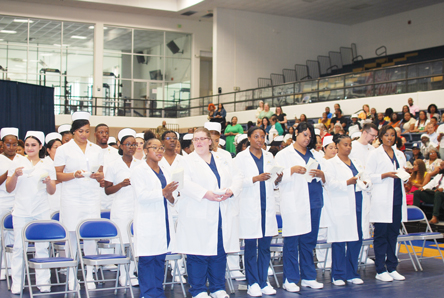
[1,241,444,298]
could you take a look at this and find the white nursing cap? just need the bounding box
[183,133,193,141]
[322,135,334,147]
[236,134,248,145]
[118,128,136,141]
[420,134,429,139]
[25,131,45,145]
[175,132,179,139]
[57,124,71,134]
[314,129,320,135]
[219,139,226,146]
[108,137,117,144]
[273,135,284,142]
[72,111,90,122]
[283,134,292,143]
[45,132,62,144]
[1,127,19,139]
[351,114,359,118]
[351,131,362,139]
[204,122,221,134]
[135,133,145,139]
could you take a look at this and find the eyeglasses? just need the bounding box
[193,137,210,142]
[165,137,178,141]
[147,146,165,152]
[122,143,137,148]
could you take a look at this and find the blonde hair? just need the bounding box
[193,127,214,151]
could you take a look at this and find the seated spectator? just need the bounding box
[325,106,332,119]
[438,114,444,158]
[412,110,429,132]
[370,107,377,121]
[374,112,388,129]
[384,107,394,122]
[212,103,227,131]
[259,103,274,119]
[275,106,287,130]
[425,123,439,147]
[332,122,343,136]
[247,121,255,131]
[318,112,331,128]
[430,116,439,130]
[284,126,295,142]
[255,100,264,119]
[401,105,410,117]
[406,159,428,204]
[427,104,440,121]
[299,114,308,123]
[330,109,348,131]
[394,127,406,151]
[261,117,271,134]
[424,147,442,177]
[401,112,416,133]
[348,114,361,135]
[408,97,420,115]
[207,103,216,120]
[420,134,436,157]
[358,104,371,120]
[333,103,340,113]
[388,113,401,128]
[314,135,323,154]
[409,142,424,165]
[413,160,444,224]
[270,115,284,136]
[314,123,331,139]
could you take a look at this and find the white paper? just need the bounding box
[304,158,319,183]
[213,189,226,195]
[396,168,411,182]
[266,165,284,180]
[90,165,100,173]
[171,167,184,191]
[405,161,413,169]
[39,172,49,181]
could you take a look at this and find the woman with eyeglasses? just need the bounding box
[131,131,178,298]
[176,127,242,298]
[104,128,141,287]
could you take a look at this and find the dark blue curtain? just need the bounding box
[0,80,55,140]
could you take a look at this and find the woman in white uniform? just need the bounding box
[134,133,145,160]
[44,132,63,214]
[323,135,371,286]
[54,111,104,290]
[104,128,140,286]
[274,122,325,292]
[6,131,56,294]
[365,125,407,282]
[131,131,178,298]
[234,126,282,296]
[176,128,242,298]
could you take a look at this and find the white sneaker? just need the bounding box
[11,283,22,295]
[361,258,375,265]
[261,283,276,295]
[268,267,273,276]
[210,290,229,298]
[332,279,345,286]
[388,271,405,281]
[301,279,323,289]
[193,292,211,298]
[375,272,393,282]
[347,278,364,285]
[283,279,300,292]
[174,275,187,284]
[86,277,96,289]
[38,286,51,293]
[231,270,246,281]
[130,276,139,286]
[247,283,262,297]
[0,269,6,280]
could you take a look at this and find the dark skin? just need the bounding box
[248,129,283,185]
[104,136,136,195]
[380,129,399,180]
[61,132,73,144]
[336,137,360,186]
[162,132,178,166]
[0,136,18,185]
[95,125,110,149]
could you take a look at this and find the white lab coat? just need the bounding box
[234,148,278,239]
[214,148,233,162]
[323,156,371,243]
[365,146,407,223]
[175,151,242,256]
[53,139,104,231]
[43,156,62,213]
[131,162,176,257]
[100,146,119,209]
[274,145,322,237]
[159,154,185,218]
[0,154,26,209]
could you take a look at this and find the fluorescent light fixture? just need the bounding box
[0,30,17,34]
[40,53,53,56]
[89,26,108,29]
[14,19,33,23]
[0,39,3,41]
[53,44,69,47]
[71,35,87,39]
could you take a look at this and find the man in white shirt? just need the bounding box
[350,123,379,264]
[425,123,439,147]
[408,97,420,115]
[438,114,444,158]
[420,134,437,157]
[413,160,444,224]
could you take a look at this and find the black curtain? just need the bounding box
[0,80,55,140]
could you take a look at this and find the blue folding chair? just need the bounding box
[50,211,60,221]
[76,218,134,298]
[21,220,80,298]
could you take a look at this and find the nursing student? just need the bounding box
[44,132,63,213]
[0,127,26,280]
[365,125,407,282]
[234,126,282,296]
[323,135,371,286]
[275,122,325,292]
[104,128,140,287]
[175,128,242,298]
[131,131,178,298]
[6,131,57,294]
[54,111,104,290]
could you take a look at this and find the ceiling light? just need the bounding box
[71,35,87,39]
[53,44,69,47]
[89,26,108,29]
[40,53,53,56]
[14,19,33,23]
[0,30,17,34]
[0,39,3,41]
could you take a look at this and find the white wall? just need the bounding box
[351,3,444,59]
[213,7,351,93]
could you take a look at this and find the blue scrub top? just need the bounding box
[152,168,170,246]
[207,154,223,230]
[250,151,267,236]
[385,152,403,206]
[345,161,363,212]
[295,149,323,209]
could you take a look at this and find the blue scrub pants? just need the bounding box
[331,211,363,281]
[138,254,167,298]
[187,214,226,296]
[283,207,321,283]
[374,205,402,274]
[244,237,272,288]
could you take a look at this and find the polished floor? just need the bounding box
[2,248,444,298]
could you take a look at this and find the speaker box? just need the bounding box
[167,40,181,54]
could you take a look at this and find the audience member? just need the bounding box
[394,127,406,151]
[401,105,410,116]
[348,114,361,134]
[314,123,331,139]
[330,109,348,131]
[425,123,439,147]
[409,142,424,165]
[408,97,420,115]
[333,103,340,112]
[259,103,274,120]
[427,104,440,121]
[275,106,287,130]
[358,104,371,120]
[401,112,416,133]
[255,100,264,119]
[424,147,442,177]
[406,159,427,204]
[438,115,444,158]
[207,103,216,120]
[374,113,387,129]
[412,110,429,132]
[299,114,308,122]
[420,134,436,157]
[270,115,284,136]
[261,117,271,134]
[384,108,393,122]
[156,120,168,138]
[388,113,401,128]
[16,139,25,156]
[247,121,255,131]
[224,116,244,154]
[430,117,439,130]
[318,112,331,127]
[213,103,227,131]
[325,106,332,118]
[370,107,377,121]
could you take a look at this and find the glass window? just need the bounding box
[0,15,29,46]
[133,56,163,80]
[165,58,191,83]
[165,32,191,58]
[63,50,93,76]
[28,47,62,74]
[29,18,62,47]
[5,45,27,73]
[104,52,131,79]
[134,30,164,55]
[104,27,132,52]
[63,22,94,50]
